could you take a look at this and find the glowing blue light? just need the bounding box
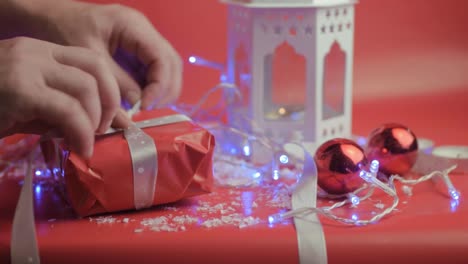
[242,191,254,216]
[35,170,42,176]
[359,170,370,181]
[188,56,196,63]
[253,172,261,178]
[450,199,460,212]
[273,169,280,180]
[268,216,275,224]
[53,168,60,174]
[348,194,360,206]
[370,160,379,174]
[279,154,289,164]
[230,147,237,155]
[351,214,358,221]
[35,185,41,194]
[220,74,228,82]
[356,136,367,146]
[450,189,460,200]
[268,213,283,224]
[240,73,251,81]
[243,145,251,156]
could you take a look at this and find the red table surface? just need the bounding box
[1,89,468,264]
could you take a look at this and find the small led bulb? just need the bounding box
[273,169,280,180]
[243,144,251,156]
[268,213,284,224]
[279,154,289,164]
[188,56,197,63]
[347,193,360,206]
[369,160,379,175]
[449,188,461,200]
[359,171,373,182]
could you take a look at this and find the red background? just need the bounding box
[3,2,468,261]
[89,0,468,102]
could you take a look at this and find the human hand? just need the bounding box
[0,37,129,158]
[44,1,183,110]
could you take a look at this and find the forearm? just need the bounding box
[0,0,73,41]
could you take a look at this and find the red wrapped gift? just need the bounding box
[54,108,215,216]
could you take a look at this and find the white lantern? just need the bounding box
[222,0,357,150]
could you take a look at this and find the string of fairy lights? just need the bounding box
[172,62,462,225]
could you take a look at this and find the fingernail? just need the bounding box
[127,90,141,105]
[97,119,113,134]
[119,108,132,125]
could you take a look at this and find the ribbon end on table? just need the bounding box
[11,153,40,264]
[291,146,328,264]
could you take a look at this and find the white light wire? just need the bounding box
[169,82,461,226]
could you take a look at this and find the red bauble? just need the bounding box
[314,138,368,195]
[366,123,418,175]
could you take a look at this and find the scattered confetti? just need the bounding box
[91,216,117,224]
[173,215,198,225]
[401,185,413,196]
[374,203,385,209]
[200,214,261,229]
[201,218,223,228]
[213,159,262,187]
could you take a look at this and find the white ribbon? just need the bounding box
[292,148,328,264]
[10,114,191,264]
[121,114,191,209]
[10,152,40,264]
[124,125,158,210]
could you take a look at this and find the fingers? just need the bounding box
[0,37,129,158]
[52,46,121,133]
[116,12,182,109]
[141,54,171,109]
[112,108,131,129]
[44,64,102,132]
[34,89,95,158]
[46,60,132,131]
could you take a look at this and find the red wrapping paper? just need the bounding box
[60,109,215,216]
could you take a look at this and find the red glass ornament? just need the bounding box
[314,138,368,195]
[366,123,418,175]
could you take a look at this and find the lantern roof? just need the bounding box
[221,0,357,8]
